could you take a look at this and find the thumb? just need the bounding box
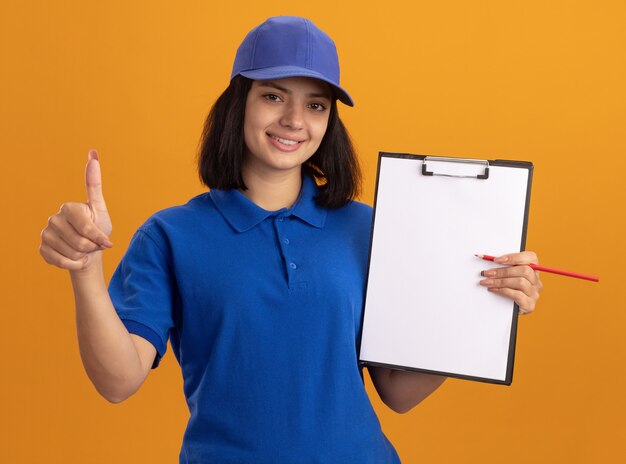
[85,149,108,215]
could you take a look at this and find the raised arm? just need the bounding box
[39,150,156,403]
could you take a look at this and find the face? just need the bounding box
[242,77,332,179]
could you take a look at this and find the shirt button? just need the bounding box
[289,262,297,269]
[283,238,290,245]
[279,217,284,222]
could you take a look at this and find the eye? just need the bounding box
[263,93,282,102]
[308,102,327,112]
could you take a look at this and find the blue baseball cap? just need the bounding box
[230,16,354,107]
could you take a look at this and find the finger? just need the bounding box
[480,269,541,314]
[47,215,110,254]
[45,216,104,257]
[41,226,90,262]
[479,276,540,302]
[487,287,536,315]
[40,242,89,271]
[481,264,538,285]
[61,203,113,247]
[493,251,538,266]
[85,149,108,216]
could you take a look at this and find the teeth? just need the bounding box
[271,135,300,146]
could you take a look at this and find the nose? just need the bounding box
[279,102,304,130]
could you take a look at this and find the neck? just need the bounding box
[240,165,303,211]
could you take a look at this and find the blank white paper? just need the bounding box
[359,155,531,383]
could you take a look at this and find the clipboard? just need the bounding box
[358,153,533,385]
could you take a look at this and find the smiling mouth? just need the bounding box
[267,133,303,146]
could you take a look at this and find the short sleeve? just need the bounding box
[108,226,175,368]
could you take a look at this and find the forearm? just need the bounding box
[70,252,145,403]
[369,366,447,414]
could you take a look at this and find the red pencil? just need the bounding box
[476,254,599,282]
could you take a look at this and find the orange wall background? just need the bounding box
[1,1,624,463]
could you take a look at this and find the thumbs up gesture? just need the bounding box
[40,150,114,271]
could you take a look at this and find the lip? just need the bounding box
[266,132,305,152]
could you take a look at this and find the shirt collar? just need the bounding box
[209,175,327,233]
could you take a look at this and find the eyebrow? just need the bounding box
[257,81,332,100]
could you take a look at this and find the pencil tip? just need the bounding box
[475,254,483,258]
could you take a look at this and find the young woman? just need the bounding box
[39,16,542,463]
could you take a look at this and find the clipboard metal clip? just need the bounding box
[421,156,490,179]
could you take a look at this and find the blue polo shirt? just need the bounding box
[108,175,400,463]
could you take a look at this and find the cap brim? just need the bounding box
[238,66,354,107]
